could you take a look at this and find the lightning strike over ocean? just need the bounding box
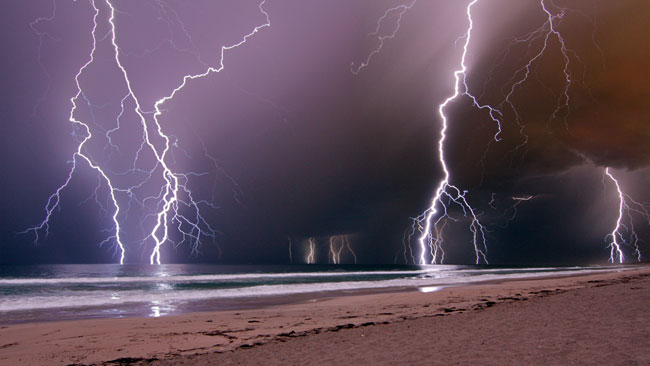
[306,237,316,264]
[21,0,271,264]
[412,0,490,265]
[604,168,650,263]
[137,0,271,265]
[328,235,357,264]
[20,2,128,263]
[353,0,636,265]
[353,0,485,265]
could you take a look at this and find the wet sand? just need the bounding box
[1,266,648,365]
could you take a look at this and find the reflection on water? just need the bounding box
[418,286,444,293]
[150,267,176,317]
[150,302,161,317]
[149,301,176,317]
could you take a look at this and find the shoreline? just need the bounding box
[0,266,648,365]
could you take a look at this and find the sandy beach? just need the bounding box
[1,266,649,365]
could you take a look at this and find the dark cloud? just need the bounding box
[457,0,650,182]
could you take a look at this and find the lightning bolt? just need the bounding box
[306,237,316,264]
[343,235,358,264]
[20,1,127,264]
[142,0,270,264]
[23,0,271,265]
[485,2,648,264]
[328,235,357,264]
[328,236,341,264]
[350,0,416,75]
[400,221,418,264]
[352,1,508,264]
[412,0,489,265]
[604,168,649,263]
[402,0,590,264]
[491,0,575,149]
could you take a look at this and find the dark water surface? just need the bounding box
[0,264,625,324]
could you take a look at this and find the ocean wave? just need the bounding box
[0,266,577,285]
[0,267,616,312]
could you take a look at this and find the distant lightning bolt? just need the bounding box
[24,0,271,265]
[306,237,316,264]
[400,221,418,264]
[604,168,649,264]
[350,0,416,75]
[344,235,358,264]
[328,235,357,264]
[328,236,340,264]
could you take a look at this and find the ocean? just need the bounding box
[0,264,626,324]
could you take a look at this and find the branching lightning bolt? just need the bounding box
[353,0,542,264]
[123,0,271,264]
[412,0,489,265]
[354,1,491,264]
[350,0,416,75]
[384,0,593,264]
[23,0,271,265]
[491,0,575,149]
[20,2,127,263]
[604,168,649,264]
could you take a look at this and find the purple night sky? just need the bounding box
[1,0,648,264]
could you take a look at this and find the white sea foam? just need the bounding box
[0,267,621,312]
[0,267,575,285]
